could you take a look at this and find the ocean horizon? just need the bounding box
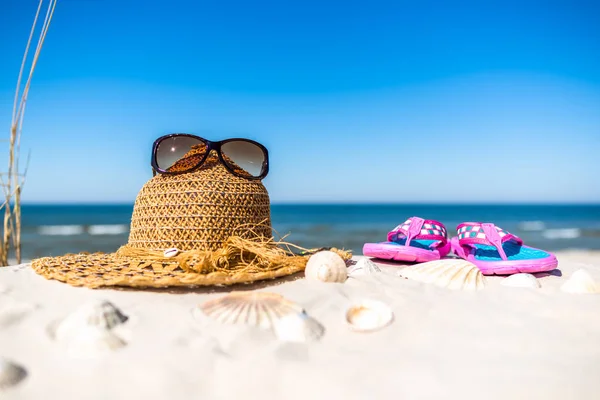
[4,203,599,261]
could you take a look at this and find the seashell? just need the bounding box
[346,299,393,332]
[163,247,180,258]
[0,358,27,390]
[198,292,304,330]
[501,273,541,289]
[305,251,347,283]
[50,300,129,358]
[272,312,325,343]
[347,258,382,277]
[398,259,486,291]
[560,269,599,294]
[53,301,128,339]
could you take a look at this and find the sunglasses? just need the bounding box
[151,134,270,180]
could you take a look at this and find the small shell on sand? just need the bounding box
[347,258,382,277]
[272,312,325,343]
[305,251,348,283]
[163,248,180,258]
[501,273,541,289]
[560,269,599,294]
[50,300,129,358]
[398,259,486,291]
[198,292,305,330]
[0,358,27,390]
[54,301,128,337]
[345,299,393,332]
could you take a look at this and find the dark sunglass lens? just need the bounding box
[220,141,266,178]
[156,136,207,173]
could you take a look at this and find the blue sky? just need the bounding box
[0,0,599,204]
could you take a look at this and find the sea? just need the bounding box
[9,204,600,261]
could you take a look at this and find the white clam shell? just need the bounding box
[347,258,382,277]
[272,312,325,343]
[345,299,393,332]
[560,269,599,294]
[0,358,27,390]
[198,292,305,330]
[305,251,347,283]
[54,301,128,339]
[501,273,541,289]
[163,248,180,258]
[398,259,486,291]
[50,300,129,358]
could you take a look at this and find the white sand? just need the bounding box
[1,250,600,400]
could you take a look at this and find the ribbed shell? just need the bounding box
[199,292,305,330]
[304,251,348,283]
[398,259,486,291]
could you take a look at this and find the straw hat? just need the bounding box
[31,153,351,289]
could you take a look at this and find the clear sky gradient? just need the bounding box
[1,0,599,204]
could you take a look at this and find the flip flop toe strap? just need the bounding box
[387,217,448,248]
[457,222,523,260]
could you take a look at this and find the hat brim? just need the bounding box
[31,252,306,289]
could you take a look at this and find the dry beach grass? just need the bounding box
[1,0,57,266]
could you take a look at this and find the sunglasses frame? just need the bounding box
[151,133,270,180]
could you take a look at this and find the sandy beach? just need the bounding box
[1,250,599,400]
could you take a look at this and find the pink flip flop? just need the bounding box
[363,217,451,263]
[451,222,558,275]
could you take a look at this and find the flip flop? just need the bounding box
[363,217,451,262]
[451,222,558,275]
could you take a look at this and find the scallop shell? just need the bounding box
[346,299,393,332]
[272,312,325,343]
[560,269,599,294]
[305,251,348,283]
[0,358,27,390]
[50,300,129,358]
[198,292,304,330]
[398,259,486,291]
[501,273,541,288]
[347,258,382,277]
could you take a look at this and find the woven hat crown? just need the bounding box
[126,154,271,252]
